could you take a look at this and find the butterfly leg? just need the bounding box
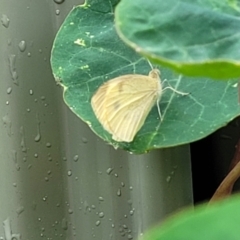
[157,98,162,121]
[162,80,189,96]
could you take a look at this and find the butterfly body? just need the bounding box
[91,69,162,142]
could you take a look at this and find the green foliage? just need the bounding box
[115,0,240,78]
[141,195,240,240]
[51,0,240,153]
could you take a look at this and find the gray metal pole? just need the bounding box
[0,0,193,239]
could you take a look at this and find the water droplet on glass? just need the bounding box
[128,234,133,239]
[82,137,88,143]
[106,167,113,175]
[98,196,104,201]
[29,89,33,95]
[18,40,26,52]
[73,155,79,162]
[2,115,12,136]
[67,170,72,176]
[98,212,104,218]
[166,176,171,182]
[117,188,121,196]
[13,183,17,187]
[56,9,60,15]
[34,114,41,142]
[95,220,101,226]
[1,14,10,28]
[61,218,68,230]
[46,142,51,148]
[42,196,48,201]
[54,0,65,3]
[20,126,27,153]
[34,133,41,142]
[129,209,134,216]
[27,52,31,57]
[34,153,38,158]
[68,209,73,214]
[16,206,24,215]
[7,87,12,94]
[8,55,18,85]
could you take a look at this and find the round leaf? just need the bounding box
[115,0,240,79]
[51,0,240,154]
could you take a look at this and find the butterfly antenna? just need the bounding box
[146,58,154,70]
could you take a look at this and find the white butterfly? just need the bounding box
[91,69,187,142]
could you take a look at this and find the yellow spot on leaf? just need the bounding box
[80,65,89,70]
[74,38,86,46]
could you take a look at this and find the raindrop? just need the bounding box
[34,153,38,158]
[128,234,133,239]
[13,183,17,187]
[7,87,12,94]
[29,89,33,95]
[34,114,41,142]
[73,155,79,162]
[123,224,128,229]
[46,142,51,148]
[82,137,88,143]
[54,0,65,3]
[166,176,171,182]
[98,196,104,201]
[106,167,113,175]
[18,40,26,52]
[42,196,47,201]
[117,188,121,196]
[1,14,10,28]
[20,126,27,153]
[27,52,31,57]
[68,208,73,214]
[67,170,72,176]
[3,218,11,240]
[95,220,101,226]
[98,212,104,218]
[61,218,68,230]
[129,209,134,216]
[2,115,12,136]
[8,54,18,85]
[16,206,24,215]
[121,182,125,187]
[11,234,21,240]
[56,9,60,15]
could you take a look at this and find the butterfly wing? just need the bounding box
[91,73,161,142]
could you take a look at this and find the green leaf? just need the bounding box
[115,0,240,79]
[141,195,240,240]
[51,0,240,154]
